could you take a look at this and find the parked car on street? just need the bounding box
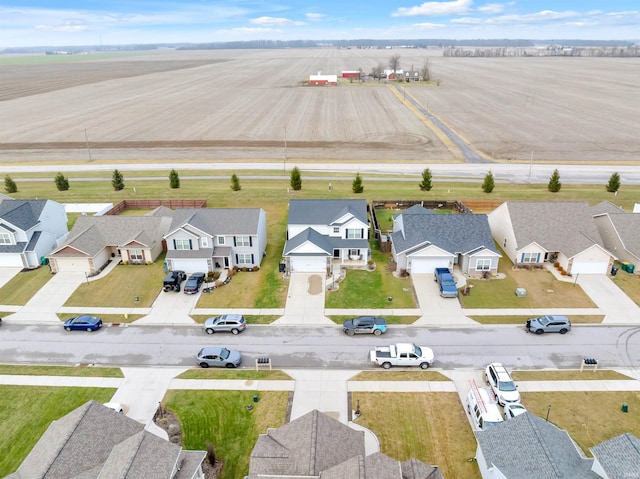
[204,314,246,335]
[184,272,206,294]
[163,270,186,292]
[63,315,103,332]
[485,362,520,406]
[197,347,242,368]
[370,343,435,369]
[526,315,571,334]
[504,403,527,420]
[343,316,387,336]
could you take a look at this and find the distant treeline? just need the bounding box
[443,45,640,57]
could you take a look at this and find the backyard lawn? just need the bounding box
[0,386,116,478]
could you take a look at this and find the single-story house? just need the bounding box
[475,412,598,478]
[247,409,444,478]
[0,199,68,269]
[48,213,172,274]
[391,205,501,276]
[593,201,640,274]
[488,202,615,275]
[164,208,267,274]
[283,199,369,273]
[6,400,205,479]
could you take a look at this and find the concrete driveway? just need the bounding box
[577,275,640,324]
[274,273,333,325]
[136,287,200,325]
[0,267,22,290]
[411,273,477,326]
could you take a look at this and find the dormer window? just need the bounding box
[201,237,208,248]
[0,232,12,244]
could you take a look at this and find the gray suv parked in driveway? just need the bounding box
[526,315,571,334]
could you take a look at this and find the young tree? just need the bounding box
[482,170,495,193]
[290,167,302,191]
[230,174,241,191]
[169,169,180,189]
[548,169,562,192]
[111,169,125,191]
[606,172,621,193]
[4,175,17,193]
[388,54,401,76]
[419,168,433,191]
[54,172,69,191]
[352,173,364,193]
[420,59,431,82]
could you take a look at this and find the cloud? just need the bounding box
[35,20,91,33]
[452,9,581,25]
[231,27,281,33]
[393,0,473,18]
[476,3,504,14]
[249,16,305,27]
[412,22,446,29]
[306,13,326,21]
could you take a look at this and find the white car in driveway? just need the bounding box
[503,403,527,420]
[485,362,520,406]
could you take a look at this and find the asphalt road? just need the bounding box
[2,324,639,370]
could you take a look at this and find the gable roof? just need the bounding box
[392,208,499,257]
[604,213,640,257]
[0,199,48,231]
[288,200,368,226]
[166,208,264,236]
[591,200,625,216]
[284,227,333,256]
[50,215,171,257]
[6,400,205,479]
[475,412,598,479]
[590,433,640,479]
[504,202,606,257]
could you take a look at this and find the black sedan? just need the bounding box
[184,272,206,294]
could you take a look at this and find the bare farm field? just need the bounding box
[0,48,638,165]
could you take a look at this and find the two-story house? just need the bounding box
[283,199,369,273]
[163,208,267,274]
[0,199,68,269]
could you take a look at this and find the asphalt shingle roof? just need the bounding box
[288,199,368,226]
[505,202,605,257]
[607,213,640,257]
[392,208,499,256]
[0,199,47,230]
[475,412,598,479]
[590,433,640,479]
[167,208,263,235]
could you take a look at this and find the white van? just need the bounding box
[466,382,504,430]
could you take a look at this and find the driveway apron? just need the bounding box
[7,271,85,323]
[577,275,640,324]
[411,273,477,326]
[136,287,200,325]
[275,273,333,325]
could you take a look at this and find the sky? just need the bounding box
[1,0,638,48]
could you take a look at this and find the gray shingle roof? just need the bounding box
[392,208,499,256]
[7,400,204,479]
[288,200,368,226]
[590,433,640,479]
[475,412,598,479]
[591,200,625,216]
[167,208,263,236]
[607,213,640,257]
[505,202,605,257]
[0,199,47,230]
[401,457,444,479]
[51,215,171,257]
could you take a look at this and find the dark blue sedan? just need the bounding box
[63,315,103,332]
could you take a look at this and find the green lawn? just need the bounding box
[328,315,420,325]
[350,370,451,381]
[0,364,123,377]
[0,386,116,477]
[469,314,604,324]
[191,314,281,325]
[163,390,289,479]
[176,369,292,380]
[611,266,640,307]
[512,370,634,381]
[0,266,53,306]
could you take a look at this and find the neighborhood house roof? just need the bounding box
[287,199,368,227]
[602,213,640,257]
[392,207,499,257]
[590,433,640,479]
[166,208,263,236]
[505,202,606,257]
[0,199,47,230]
[475,412,598,479]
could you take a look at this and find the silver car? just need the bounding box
[527,315,571,334]
[204,314,246,335]
[197,347,242,368]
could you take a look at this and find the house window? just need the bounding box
[349,249,360,257]
[333,227,340,234]
[476,259,491,271]
[218,236,225,245]
[0,233,11,244]
[237,253,252,265]
[175,239,191,250]
[130,249,143,261]
[521,252,538,263]
[201,237,208,248]
[346,229,361,239]
[235,235,250,247]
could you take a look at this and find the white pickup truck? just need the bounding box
[369,343,435,369]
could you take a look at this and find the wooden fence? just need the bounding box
[105,199,207,215]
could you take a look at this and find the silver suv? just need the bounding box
[204,314,246,335]
[485,362,520,406]
[527,315,571,334]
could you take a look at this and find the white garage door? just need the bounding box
[410,258,450,274]
[171,259,208,274]
[53,257,90,272]
[0,255,23,267]
[290,257,326,273]
[571,261,609,275]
